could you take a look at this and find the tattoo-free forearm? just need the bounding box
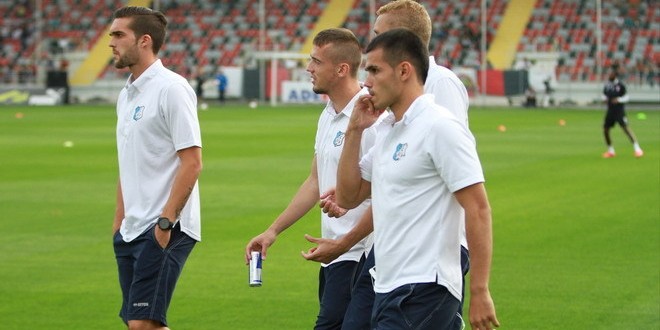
[113,180,125,233]
[161,147,202,220]
[339,206,374,249]
[336,126,367,208]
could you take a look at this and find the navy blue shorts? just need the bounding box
[343,247,469,330]
[113,223,196,326]
[459,245,470,316]
[315,259,363,330]
[372,282,461,330]
[342,250,375,330]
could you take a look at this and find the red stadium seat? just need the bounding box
[2,0,657,83]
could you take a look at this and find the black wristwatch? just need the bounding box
[157,217,174,231]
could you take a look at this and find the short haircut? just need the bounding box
[312,28,362,78]
[366,28,428,84]
[376,0,432,48]
[113,6,167,54]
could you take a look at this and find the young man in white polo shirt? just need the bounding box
[335,28,499,330]
[245,28,380,329]
[110,6,202,330]
[303,1,472,329]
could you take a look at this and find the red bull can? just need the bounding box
[249,251,262,287]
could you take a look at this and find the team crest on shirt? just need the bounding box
[393,143,408,161]
[333,131,345,147]
[133,106,145,121]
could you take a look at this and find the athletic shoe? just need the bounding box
[634,150,644,158]
[602,151,615,158]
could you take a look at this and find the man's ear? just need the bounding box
[399,61,413,81]
[140,34,152,49]
[337,63,350,77]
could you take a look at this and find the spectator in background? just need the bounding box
[215,68,228,104]
[194,66,206,100]
[524,86,537,107]
[645,60,657,87]
[635,59,645,86]
[60,59,70,104]
[542,76,554,107]
[46,59,70,104]
[601,70,643,158]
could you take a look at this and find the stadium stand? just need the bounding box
[527,0,659,83]
[1,0,657,95]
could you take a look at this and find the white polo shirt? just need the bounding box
[426,56,470,130]
[427,56,472,249]
[315,87,381,266]
[360,94,484,301]
[116,59,202,242]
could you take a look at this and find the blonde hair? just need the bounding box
[376,0,432,48]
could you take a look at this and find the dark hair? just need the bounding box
[113,6,167,54]
[365,28,428,84]
[312,28,362,77]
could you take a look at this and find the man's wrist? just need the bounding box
[337,236,353,254]
[265,227,280,237]
[157,217,174,230]
[346,125,365,135]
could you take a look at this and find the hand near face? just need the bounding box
[348,94,384,132]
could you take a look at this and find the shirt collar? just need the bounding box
[399,94,435,126]
[124,59,163,92]
[323,87,370,118]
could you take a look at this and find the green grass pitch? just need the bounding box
[0,103,658,329]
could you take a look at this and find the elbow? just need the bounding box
[183,157,202,179]
[337,199,360,210]
[335,180,370,209]
[336,192,362,210]
[473,200,492,220]
[193,159,203,176]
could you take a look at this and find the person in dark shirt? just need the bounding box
[601,71,643,158]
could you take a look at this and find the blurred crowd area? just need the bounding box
[0,0,658,87]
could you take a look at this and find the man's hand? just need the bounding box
[154,227,171,249]
[319,189,347,218]
[245,230,276,264]
[301,234,349,264]
[469,289,500,330]
[348,94,384,132]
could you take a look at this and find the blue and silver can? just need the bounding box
[249,251,262,287]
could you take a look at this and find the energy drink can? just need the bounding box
[249,251,262,287]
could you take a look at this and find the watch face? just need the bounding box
[158,217,172,230]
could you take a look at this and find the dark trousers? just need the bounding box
[315,259,362,330]
[342,250,375,330]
